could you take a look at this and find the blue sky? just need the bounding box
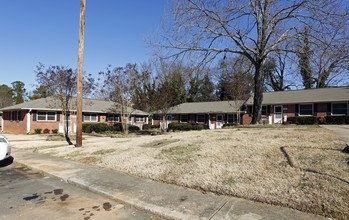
[0,0,166,92]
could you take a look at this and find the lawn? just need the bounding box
[8,126,349,219]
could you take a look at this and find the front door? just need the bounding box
[274,106,283,124]
[216,114,223,129]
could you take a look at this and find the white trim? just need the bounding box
[37,111,57,121]
[26,109,31,133]
[83,113,98,122]
[135,116,145,122]
[1,113,3,132]
[274,105,283,124]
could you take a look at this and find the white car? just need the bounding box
[0,135,11,161]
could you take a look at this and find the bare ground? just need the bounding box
[5,126,349,219]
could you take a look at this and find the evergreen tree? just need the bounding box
[10,81,26,104]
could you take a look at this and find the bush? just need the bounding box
[317,116,326,124]
[143,124,159,130]
[43,128,50,134]
[52,129,58,134]
[128,125,140,132]
[282,121,289,125]
[168,122,206,131]
[34,128,42,134]
[287,116,317,125]
[287,117,297,124]
[325,115,349,124]
[111,123,123,132]
[223,123,238,128]
[83,123,110,133]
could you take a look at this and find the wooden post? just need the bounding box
[76,0,86,147]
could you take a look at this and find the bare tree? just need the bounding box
[35,63,95,143]
[99,63,146,134]
[150,0,348,123]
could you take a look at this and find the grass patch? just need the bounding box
[92,149,116,155]
[160,144,199,165]
[78,156,101,165]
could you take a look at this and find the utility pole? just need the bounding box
[76,0,86,147]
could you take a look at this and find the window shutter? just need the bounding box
[82,113,84,122]
[240,113,243,124]
[248,106,252,116]
[267,105,271,116]
[295,104,299,116]
[98,114,100,122]
[327,103,332,115]
[106,115,108,122]
[313,104,317,116]
[56,112,60,121]
[33,111,37,121]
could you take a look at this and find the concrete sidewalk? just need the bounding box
[11,148,327,220]
[321,125,349,145]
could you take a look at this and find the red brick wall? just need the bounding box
[2,111,28,133]
[317,103,327,117]
[31,112,60,133]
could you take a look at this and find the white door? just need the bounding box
[274,106,283,124]
[216,114,223,129]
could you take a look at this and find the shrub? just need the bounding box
[282,121,289,125]
[287,117,297,124]
[128,125,140,132]
[52,129,58,134]
[223,123,238,128]
[43,128,50,134]
[168,122,206,131]
[325,115,349,124]
[143,124,159,130]
[111,123,123,132]
[287,116,317,125]
[34,128,42,134]
[317,116,326,124]
[83,123,110,133]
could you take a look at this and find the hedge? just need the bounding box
[82,123,140,133]
[223,123,238,128]
[287,115,349,125]
[168,122,207,131]
[287,116,317,125]
[325,115,349,124]
[143,124,160,130]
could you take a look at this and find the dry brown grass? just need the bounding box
[7,126,349,219]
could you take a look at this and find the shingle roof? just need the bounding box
[0,96,149,115]
[166,100,245,114]
[246,86,349,105]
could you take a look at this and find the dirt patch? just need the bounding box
[141,139,180,148]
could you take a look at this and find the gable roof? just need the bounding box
[246,86,349,105]
[0,96,149,115]
[166,100,245,114]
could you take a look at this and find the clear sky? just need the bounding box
[0,0,166,92]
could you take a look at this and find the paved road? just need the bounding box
[0,158,161,220]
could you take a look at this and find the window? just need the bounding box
[153,114,160,120]
[84,113,97,122]
[217,114,223,122]
[227,114,237,123]
[135,116,145,122]
[0,138,7,143]
[299,104,313,115]
[180,114,188,123]
[37,111,56,121]
[107,114,120,122]
[166,115,172,121]
[10,111,20,121]
[261,106,267,116]
[332,103,348,115]
[197,114,205,123]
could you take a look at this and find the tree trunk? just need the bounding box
[251,64,264,124]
